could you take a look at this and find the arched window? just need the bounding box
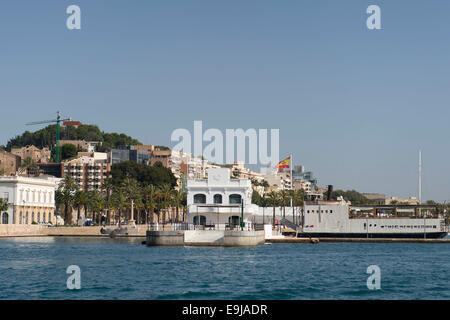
[193,194,206,204]
[19,212,23,224]
[193,215,206,225]
[37,212,40,223]
[1,212,9,224]
[25,212,29,224]
[213,194,222,204]
[43,212,47,223]
[229,194,242,204]
[32,213,35,224]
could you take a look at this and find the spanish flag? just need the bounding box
[277,156,291,168]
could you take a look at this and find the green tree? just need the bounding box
[156,184,173,223]
[73,190,85,223]
[56,175,77,225]
[61,143,78,160]
[0,198,8,212]
[111,186,127,227]
[6,124,141,152]
[143,184,158,224]
[267,191,280,225]
[19,157,39,176]
[279,189,289,219]
[121,177,142,223]
[111,161,176,188]
[101,177,114,225]
[172,189,186,223]
[88,190,105,225]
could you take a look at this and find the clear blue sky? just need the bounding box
[1,1,449,201]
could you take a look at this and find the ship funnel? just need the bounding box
[327,185,333,200]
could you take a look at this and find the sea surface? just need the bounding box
[0,236,449,300]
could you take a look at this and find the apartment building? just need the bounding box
[150,149,183,180]
[63,155,111,192]
[221,161,263,181]
[292,165,317,187]
[110,148,150,165]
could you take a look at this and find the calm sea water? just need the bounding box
[0,237,449,300]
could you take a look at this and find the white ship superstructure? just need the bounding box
[299,197,446,238]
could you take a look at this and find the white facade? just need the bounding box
[0,176,60,225]
[302,198,445,236]
[186,168,258,227]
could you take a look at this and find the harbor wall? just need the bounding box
[146,230,265,247]
[0,225,44,237]
[146,231,184,246]
[0,225,149,237]
[223,230,265,246]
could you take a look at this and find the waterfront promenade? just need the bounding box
[0,225,148,237]
[2,224,448,243]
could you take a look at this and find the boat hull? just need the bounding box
[295,232,448,239]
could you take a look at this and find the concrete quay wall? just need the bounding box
[146,231,184,246]
[146,230,265,247]
[223,230,265,246]
[0,225,45,237]
[0,225,149,237]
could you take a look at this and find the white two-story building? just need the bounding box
[186,168,259,228]
[0,176,60,225]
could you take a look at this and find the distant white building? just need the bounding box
[0,176,60,225]
[186,168,259,228]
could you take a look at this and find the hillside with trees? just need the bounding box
[5,124,142,152]
[324,189,372,205]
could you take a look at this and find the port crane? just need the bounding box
[26,111,71,163]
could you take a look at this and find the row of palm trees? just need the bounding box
[55,175,186,226]
[262,189,305,225]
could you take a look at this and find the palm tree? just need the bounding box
[289,189,304,224]
[143,184,158,225]
[157,184,173,224]
[88,190,104,225]
[111,186,127,228]
[279,189,289,219]
[56,175,77,225]
[73,190,84,224]
[19,157,39,176]
[267,191,279,225]
[101,177,114,225]
[121,177,141,224]
[172,189,186,223]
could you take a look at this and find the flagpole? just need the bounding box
[290,154,293,190]
[290,154,293,208]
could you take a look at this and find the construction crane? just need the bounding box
[26,111,71,163]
